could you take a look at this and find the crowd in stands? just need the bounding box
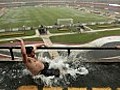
[0,0,120,5]
[0,0,119,12]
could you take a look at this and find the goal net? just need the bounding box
[57,18,73,25]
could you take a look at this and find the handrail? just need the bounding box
[0,46,119,50]
[0,46,119,60]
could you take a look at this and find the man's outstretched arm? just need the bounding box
[16,38,27,63]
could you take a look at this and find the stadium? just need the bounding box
[0,0,120,45]
[0,0,120,90]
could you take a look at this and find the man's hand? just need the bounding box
[10,38,23,44]
[10,40,14,43]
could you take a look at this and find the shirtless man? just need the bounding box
[16,38,60,77]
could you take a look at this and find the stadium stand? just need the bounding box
[0,0,120,3]
[0,0,119,12]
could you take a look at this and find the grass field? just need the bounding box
[50,30,120,44]
[0,30,35,39]
[0,6,110,29]
[0,37,43,44]
[88,24,120,30]
[0,6,118,45]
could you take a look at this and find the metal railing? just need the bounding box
[0,46,119,60]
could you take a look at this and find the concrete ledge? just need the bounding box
[17,86,114,90]
[68,87,87,90]
[117,88,120,90]
[92,87,111,90]
[17,85,38,90]
[43,87,62,90]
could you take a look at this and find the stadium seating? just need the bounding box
[0,0,120,12]
[0,0,120,4]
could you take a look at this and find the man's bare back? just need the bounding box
[25,57,44,75]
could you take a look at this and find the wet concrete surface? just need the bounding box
[0,62,120,90]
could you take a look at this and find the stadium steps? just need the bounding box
[84,25,93,31]
[41,35,59,59]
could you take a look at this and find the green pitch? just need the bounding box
[0,6,110,29]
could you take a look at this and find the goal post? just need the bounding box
[57,18,73,25]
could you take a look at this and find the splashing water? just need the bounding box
[32,51,89,86]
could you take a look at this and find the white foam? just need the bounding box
[33,52,89,86]
[22,69,32,76]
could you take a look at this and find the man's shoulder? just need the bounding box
[27,57,39,62]
[26,57,33,62]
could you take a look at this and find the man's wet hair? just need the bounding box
[25,46,33,54]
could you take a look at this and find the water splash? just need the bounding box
[32,51,89,86]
